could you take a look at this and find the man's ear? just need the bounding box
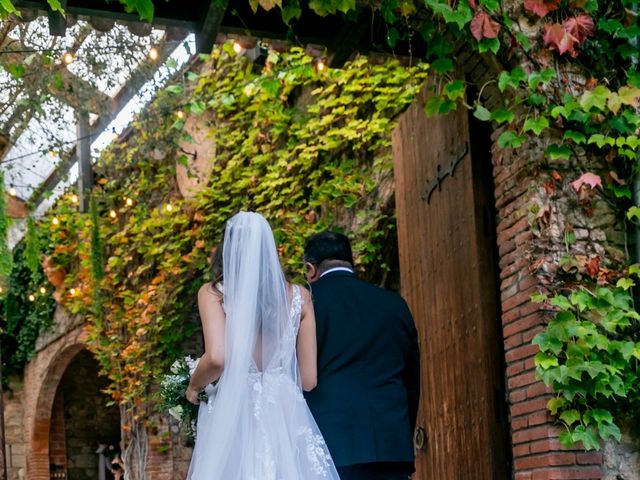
[305,262,319,282]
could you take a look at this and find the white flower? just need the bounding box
[168,405,183,421]
[185,355,200,376]
[170,359,182,374]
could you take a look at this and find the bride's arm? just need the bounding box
[296,286,318,392]
[186,283,226,404]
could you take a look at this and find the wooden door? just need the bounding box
[392,88,510,479]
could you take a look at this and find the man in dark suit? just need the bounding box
[303,231,420,480]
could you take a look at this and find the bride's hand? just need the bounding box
[186,385,202,405]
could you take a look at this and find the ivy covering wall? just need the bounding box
[0,45,428,474]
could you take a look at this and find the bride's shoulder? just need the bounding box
[198,282,223,302]
[287,282,311,303]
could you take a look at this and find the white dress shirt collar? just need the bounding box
[320,266,354,278]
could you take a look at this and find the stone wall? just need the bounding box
[2,378,26,480]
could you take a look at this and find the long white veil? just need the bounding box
[187,212,339,480]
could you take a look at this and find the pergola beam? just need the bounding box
[196,0,230,54]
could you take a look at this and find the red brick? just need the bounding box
[515,453,576,470]
[528,410,552,427]
[576,452,603,465]
[511,397,549,417]
[512,425,554,444]
[510,388,527,403]
[512,416,529,431]
[526,381,549,399]
[507,361,526,377]
[523,325,545,343]
[531,467,603,479]
[515,473,533,480]
[506,344,539,364]
[503,313,543,338]
[513,444,531,457]
[505,333,524,349]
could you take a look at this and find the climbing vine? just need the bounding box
[15,45,427,475]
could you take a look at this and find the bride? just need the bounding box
[185,211,340,479]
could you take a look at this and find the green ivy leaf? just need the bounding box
[528,69,555,89]
[121,0,154,21]
[497,131,525,148]
[626,206,640,221]
[430,58,454,74]
[490,108,514,124]
[545,144,571,160]
[616,278,635,290]
[563,130,586,144]
[473,105,491,122]
[47,0,64,13]
[559,409,581,426]
[515,32,531,50]
[547,397,567,415]
[580,86,611,112]
[535,351,559,369]
[523,116,549,135]
[443,80,465,101]
[478,38,500,54]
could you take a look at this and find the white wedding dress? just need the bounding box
[187,212,340,480]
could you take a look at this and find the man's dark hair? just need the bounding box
[304,231,353,267]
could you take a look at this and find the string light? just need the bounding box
[109,209,117,218]
[0,287,3,294]
[125,198,133,206]
[28,294,36,302]
[69,288,76,296]
[8,187,17,196]
[52,217,60,225]
[111,129,118,141]
[165,203,174,212]
[149,47,159,60]
[176,110,185,120]
[48,150,58,158]
[39,287,46,294]
[63,51,74,65]
[233,41,244,54]
[71,194,78,204]
[316,58,327,72]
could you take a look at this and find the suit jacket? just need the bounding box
[304,270,420,468]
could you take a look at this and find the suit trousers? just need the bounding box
[337,462,414,480]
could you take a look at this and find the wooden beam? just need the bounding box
[196,0,230,54]
[328,18,368,68]
[76,109,92,213]
[47,0,67,36]
[28,31,188,207]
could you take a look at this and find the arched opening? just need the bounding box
[49,349,120,479]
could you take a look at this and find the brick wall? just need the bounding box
[492,132,606,479]
[48,387,66,469]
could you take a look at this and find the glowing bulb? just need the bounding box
[52,217,59,225]
[0,286,4,294]
[48,150,58,158]
[149,47,159,60]
[109,210,117,218]
[233,41,243,54]
[126,198,133,207]
[165,204,174,212]
[70,288,76,296]
[63,51,74,64]
[176,110,185,120]
[28,294,36,302]
[8,187,17,196]
[71,194,78,204]
[316,59,326,72]
[39,287,46,294]
[111,130,118,141]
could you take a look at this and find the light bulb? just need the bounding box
[176,110,185,120]
[109,210,117,218]
[233,41,243,54]
[149,47,159,60]
[316,59,326,72]
[0,286,4,294]
[48,150,58,158]
[111,130,118,141]
[63,51,74,64]
[70,288,76,296]
[165,204,173,212]
[71,194,78,203]
[40,287,46,294]
[52,217,60,225]
[28,294,36,302]
[8,187,17,196]
[126,198,133,206]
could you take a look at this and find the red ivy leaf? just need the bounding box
[544,23,578,57]
[469,0,477,8]
[563,14,595,43]
[524,0,561,17]
[571,172,602,191]
[470,11,501,41]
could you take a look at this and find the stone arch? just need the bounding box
[24,325,86,480]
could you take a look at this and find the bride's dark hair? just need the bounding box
[209,240,224,294]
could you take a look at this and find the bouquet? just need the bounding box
[160,355,209,439]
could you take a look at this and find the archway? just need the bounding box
[49,349,121,479]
